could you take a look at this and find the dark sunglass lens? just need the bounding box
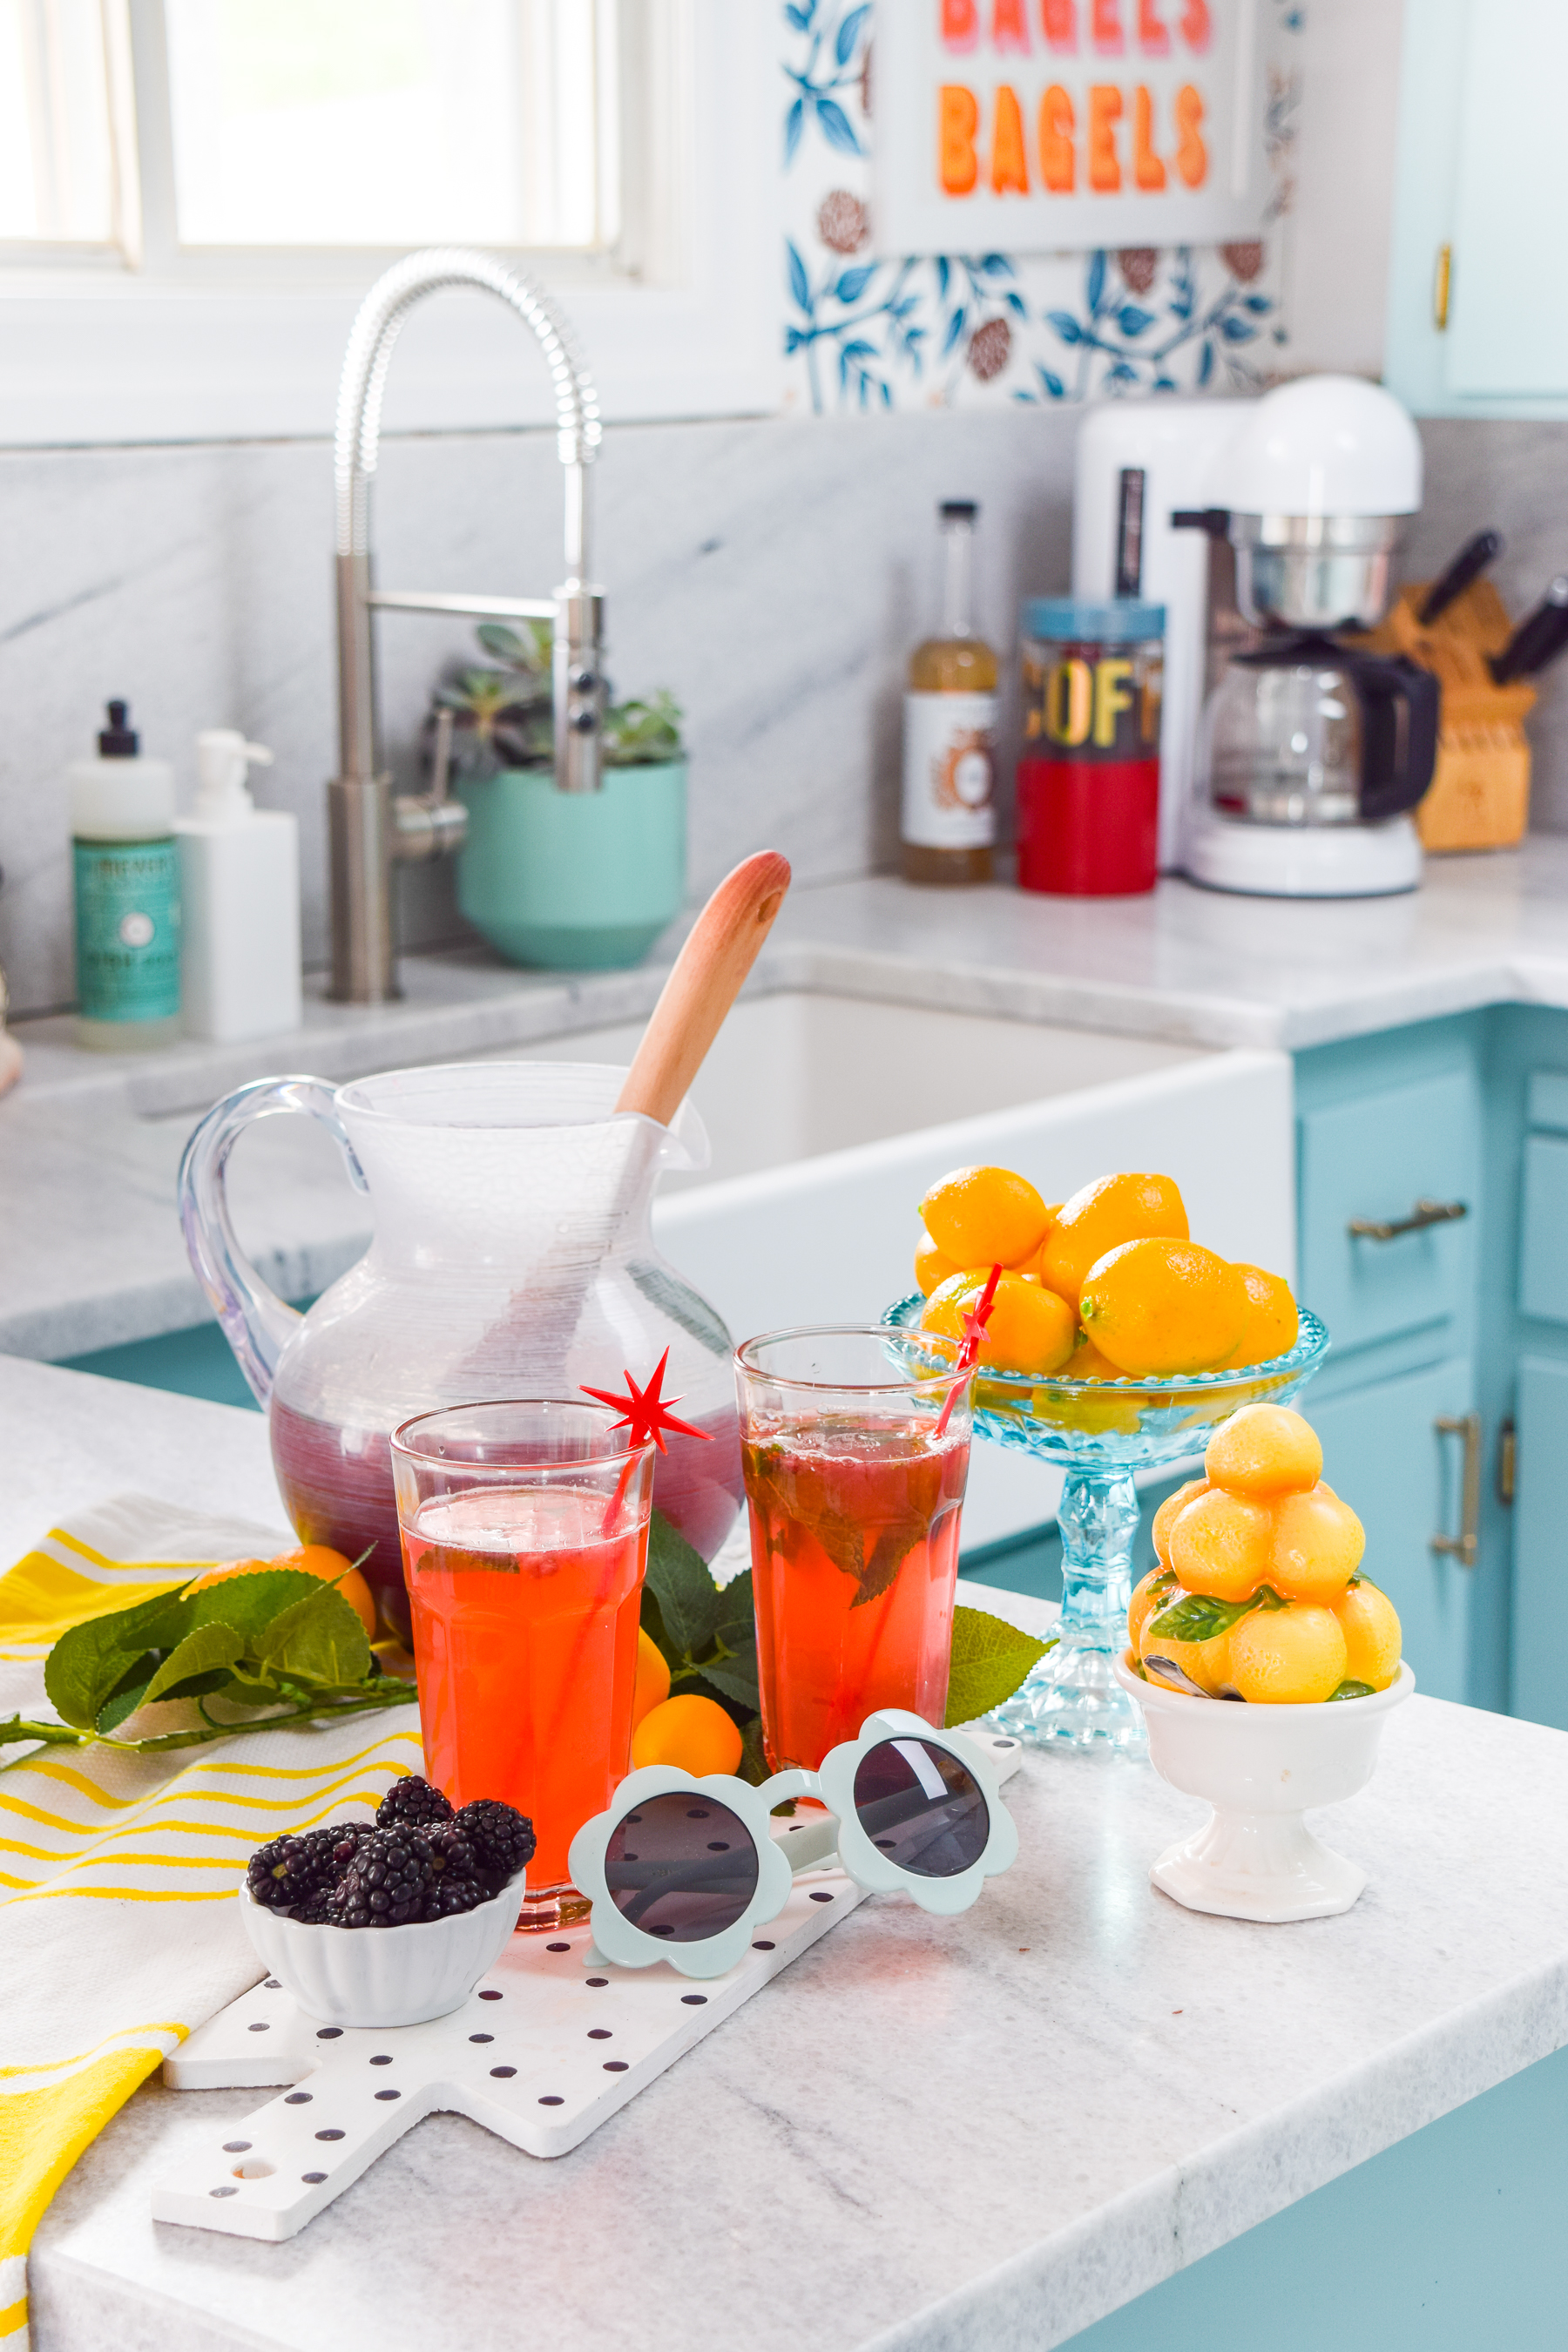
[604,1795,760,1939]
[851,1739,990,1878]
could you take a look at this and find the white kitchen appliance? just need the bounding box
[1073,376,1436,898]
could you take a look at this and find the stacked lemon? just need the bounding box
[1128,1404,1402,1703]
[916,1164,1297,1380]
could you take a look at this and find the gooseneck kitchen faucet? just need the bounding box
[329,247,603,1002]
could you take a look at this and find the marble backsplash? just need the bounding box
[3,408,1567,1021]
[0,403,1074,1018]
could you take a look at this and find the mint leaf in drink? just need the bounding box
[850,1518,927,1609]
[943,1605,1052,1727]
[1147,1588,1271,1646]
[1328,1679,1377,1701]
[645,1508,722,1657]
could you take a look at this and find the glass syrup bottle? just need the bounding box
[901,500,998,885]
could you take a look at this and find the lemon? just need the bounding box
[918,1164,1051,1271]
[1079,1237,1247,1377]
[1039,1171,1189,1311]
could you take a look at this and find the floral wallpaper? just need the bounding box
[781,0,1303,414]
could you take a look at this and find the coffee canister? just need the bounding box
[1016,598,1165,896]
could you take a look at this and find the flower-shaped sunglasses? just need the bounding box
[569,1711,1021,1980]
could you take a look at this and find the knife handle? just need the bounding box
[1490,577,1568,684]
[1417,529,1503,626]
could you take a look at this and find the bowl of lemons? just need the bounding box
[888,1165,1330,1755]
[1115,1402,1412,1923]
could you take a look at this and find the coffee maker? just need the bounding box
[1073,376,1438,898]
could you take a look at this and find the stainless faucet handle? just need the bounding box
[554,582,605,793]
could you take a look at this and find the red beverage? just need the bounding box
[743,1419,970,1773]
[402,1485,646,1896]
[274,1396,741,1646]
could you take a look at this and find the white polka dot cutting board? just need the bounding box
[152,1735,1023,2241]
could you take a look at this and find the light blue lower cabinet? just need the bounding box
[1511,1355,1568,1729]
[1303,1359,1477,1707]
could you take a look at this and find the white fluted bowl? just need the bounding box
[1115,1654,1415,1923]
[239,1875,525,2027]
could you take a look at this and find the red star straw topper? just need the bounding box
[936,1262,1003,1438]
[580,1349,713,1454]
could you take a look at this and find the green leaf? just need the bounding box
[695,1656,761,1712]
[44,1587,196,1728]
[139,1623,247,1710]
[185,1569,325,1634]
[850,1518,928,1610]
[1148,1587,1277,1646]
[1328,1679,1377,1702]
[253,1583,372,1687]
[644,1509,721,1659]
[943,1605,1053,1728]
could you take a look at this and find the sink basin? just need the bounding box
[79,987,1294,1554]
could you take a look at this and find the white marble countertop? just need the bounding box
[8,840,1568,1362]
[15,1362,1568,2351]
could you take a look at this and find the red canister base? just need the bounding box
[1016,755,1160,896]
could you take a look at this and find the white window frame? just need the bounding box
[0,0,780,446]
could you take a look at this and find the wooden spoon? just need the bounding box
[615,849,792,1129]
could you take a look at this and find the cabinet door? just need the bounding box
[1305,1358,1476,1707]
[1511,1356,1568,1729]
[1297,1071,1476,1357]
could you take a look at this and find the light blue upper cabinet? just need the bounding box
[1385,0,1568,417]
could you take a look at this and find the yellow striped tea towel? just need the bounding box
[0,1494,421,2347]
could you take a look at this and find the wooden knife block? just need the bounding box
[1361,579,1536,852]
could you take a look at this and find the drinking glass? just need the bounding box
[390,1399,655,1931]
[735,1327,971,1775]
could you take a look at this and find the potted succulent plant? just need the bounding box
[429,623,687,970]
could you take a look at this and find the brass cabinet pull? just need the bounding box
[1435,243,1452,331]
[1433,1411,1481,1565]
[1348,1198,1469,1242]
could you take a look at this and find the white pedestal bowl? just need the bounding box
[1114,1655,1415,1923]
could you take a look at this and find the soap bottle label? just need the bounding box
[73,839,182,1022]
[901,691,997,848]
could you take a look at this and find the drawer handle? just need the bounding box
[1348,1197,1469,1243]
[1432,1411,1481,1566]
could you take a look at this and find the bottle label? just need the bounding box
[901,692,997,848]
[73,838,182,1022]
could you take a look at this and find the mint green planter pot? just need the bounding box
[456,760,686,970]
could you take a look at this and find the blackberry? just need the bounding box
[423,1874,488,1921]
[329,1827,435,1929]
[425,1820,481,1880]
[376,1776,453,1832]
[456,1798,535,1883]
[247,1821,370,1916]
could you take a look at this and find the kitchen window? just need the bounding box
[0,0,776,443]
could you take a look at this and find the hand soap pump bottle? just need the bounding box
[176,729,301,1042]
[900,500,998,886]
[70,700,181,1050]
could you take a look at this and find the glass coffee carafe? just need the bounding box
[179,1061,745,1642]
[1200,634,1438,829]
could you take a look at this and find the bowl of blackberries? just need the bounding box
[240,1778,536,2028]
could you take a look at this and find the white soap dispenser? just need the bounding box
[176,729,301,1042]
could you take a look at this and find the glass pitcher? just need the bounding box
[179,1061,744,1640]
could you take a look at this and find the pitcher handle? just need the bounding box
[177,1075,368,1407]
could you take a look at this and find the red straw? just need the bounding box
[935,1261,1003,1438]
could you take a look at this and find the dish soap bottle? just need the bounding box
[901,500,998,885]
[176,730,301,1041]
[70,700,180,1050]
